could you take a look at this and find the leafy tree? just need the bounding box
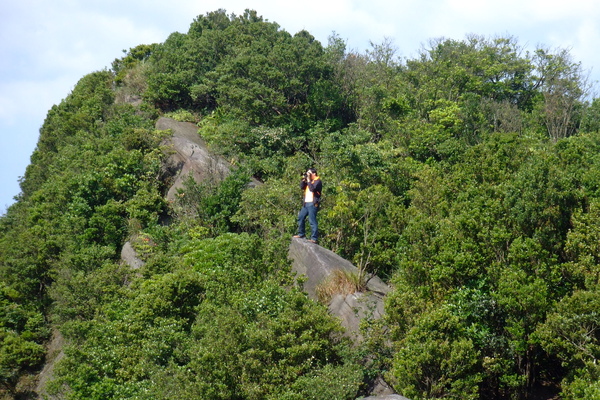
[537,289,600,399]
[532,47,590,141]
[21,71,115,197]
[112,43,157,86]
[389,305,482,400]
[0,283,47,394]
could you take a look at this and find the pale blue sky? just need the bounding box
[2,0,600,213]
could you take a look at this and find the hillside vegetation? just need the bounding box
[3,8,600,399]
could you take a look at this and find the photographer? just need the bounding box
[293,168,322,244]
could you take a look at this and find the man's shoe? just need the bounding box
[293,235,305,238]
[308,239,318,244]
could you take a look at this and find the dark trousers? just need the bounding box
[297,202,318,241]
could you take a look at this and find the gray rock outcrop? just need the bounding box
[156,117,234,201]
[121,241,145,270]
[34,330,65,399]
[329,292,386,341]
[288,237,390,300]
[121,117,263,273]
[288,237,390,340]
[288,237,404,399]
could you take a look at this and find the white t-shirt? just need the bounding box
[304,185,314,203]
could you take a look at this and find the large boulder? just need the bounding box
[288,237,390,300]
[288,237,390,340]
[288,238,404,398]
[156,117,261,202]
[156,117,234,201]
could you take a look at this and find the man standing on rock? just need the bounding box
[294,168,322,244]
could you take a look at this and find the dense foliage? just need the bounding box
[1,8,600,399]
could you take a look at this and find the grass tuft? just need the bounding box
[316,269,367,304]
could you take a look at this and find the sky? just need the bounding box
[2,0,600,213]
